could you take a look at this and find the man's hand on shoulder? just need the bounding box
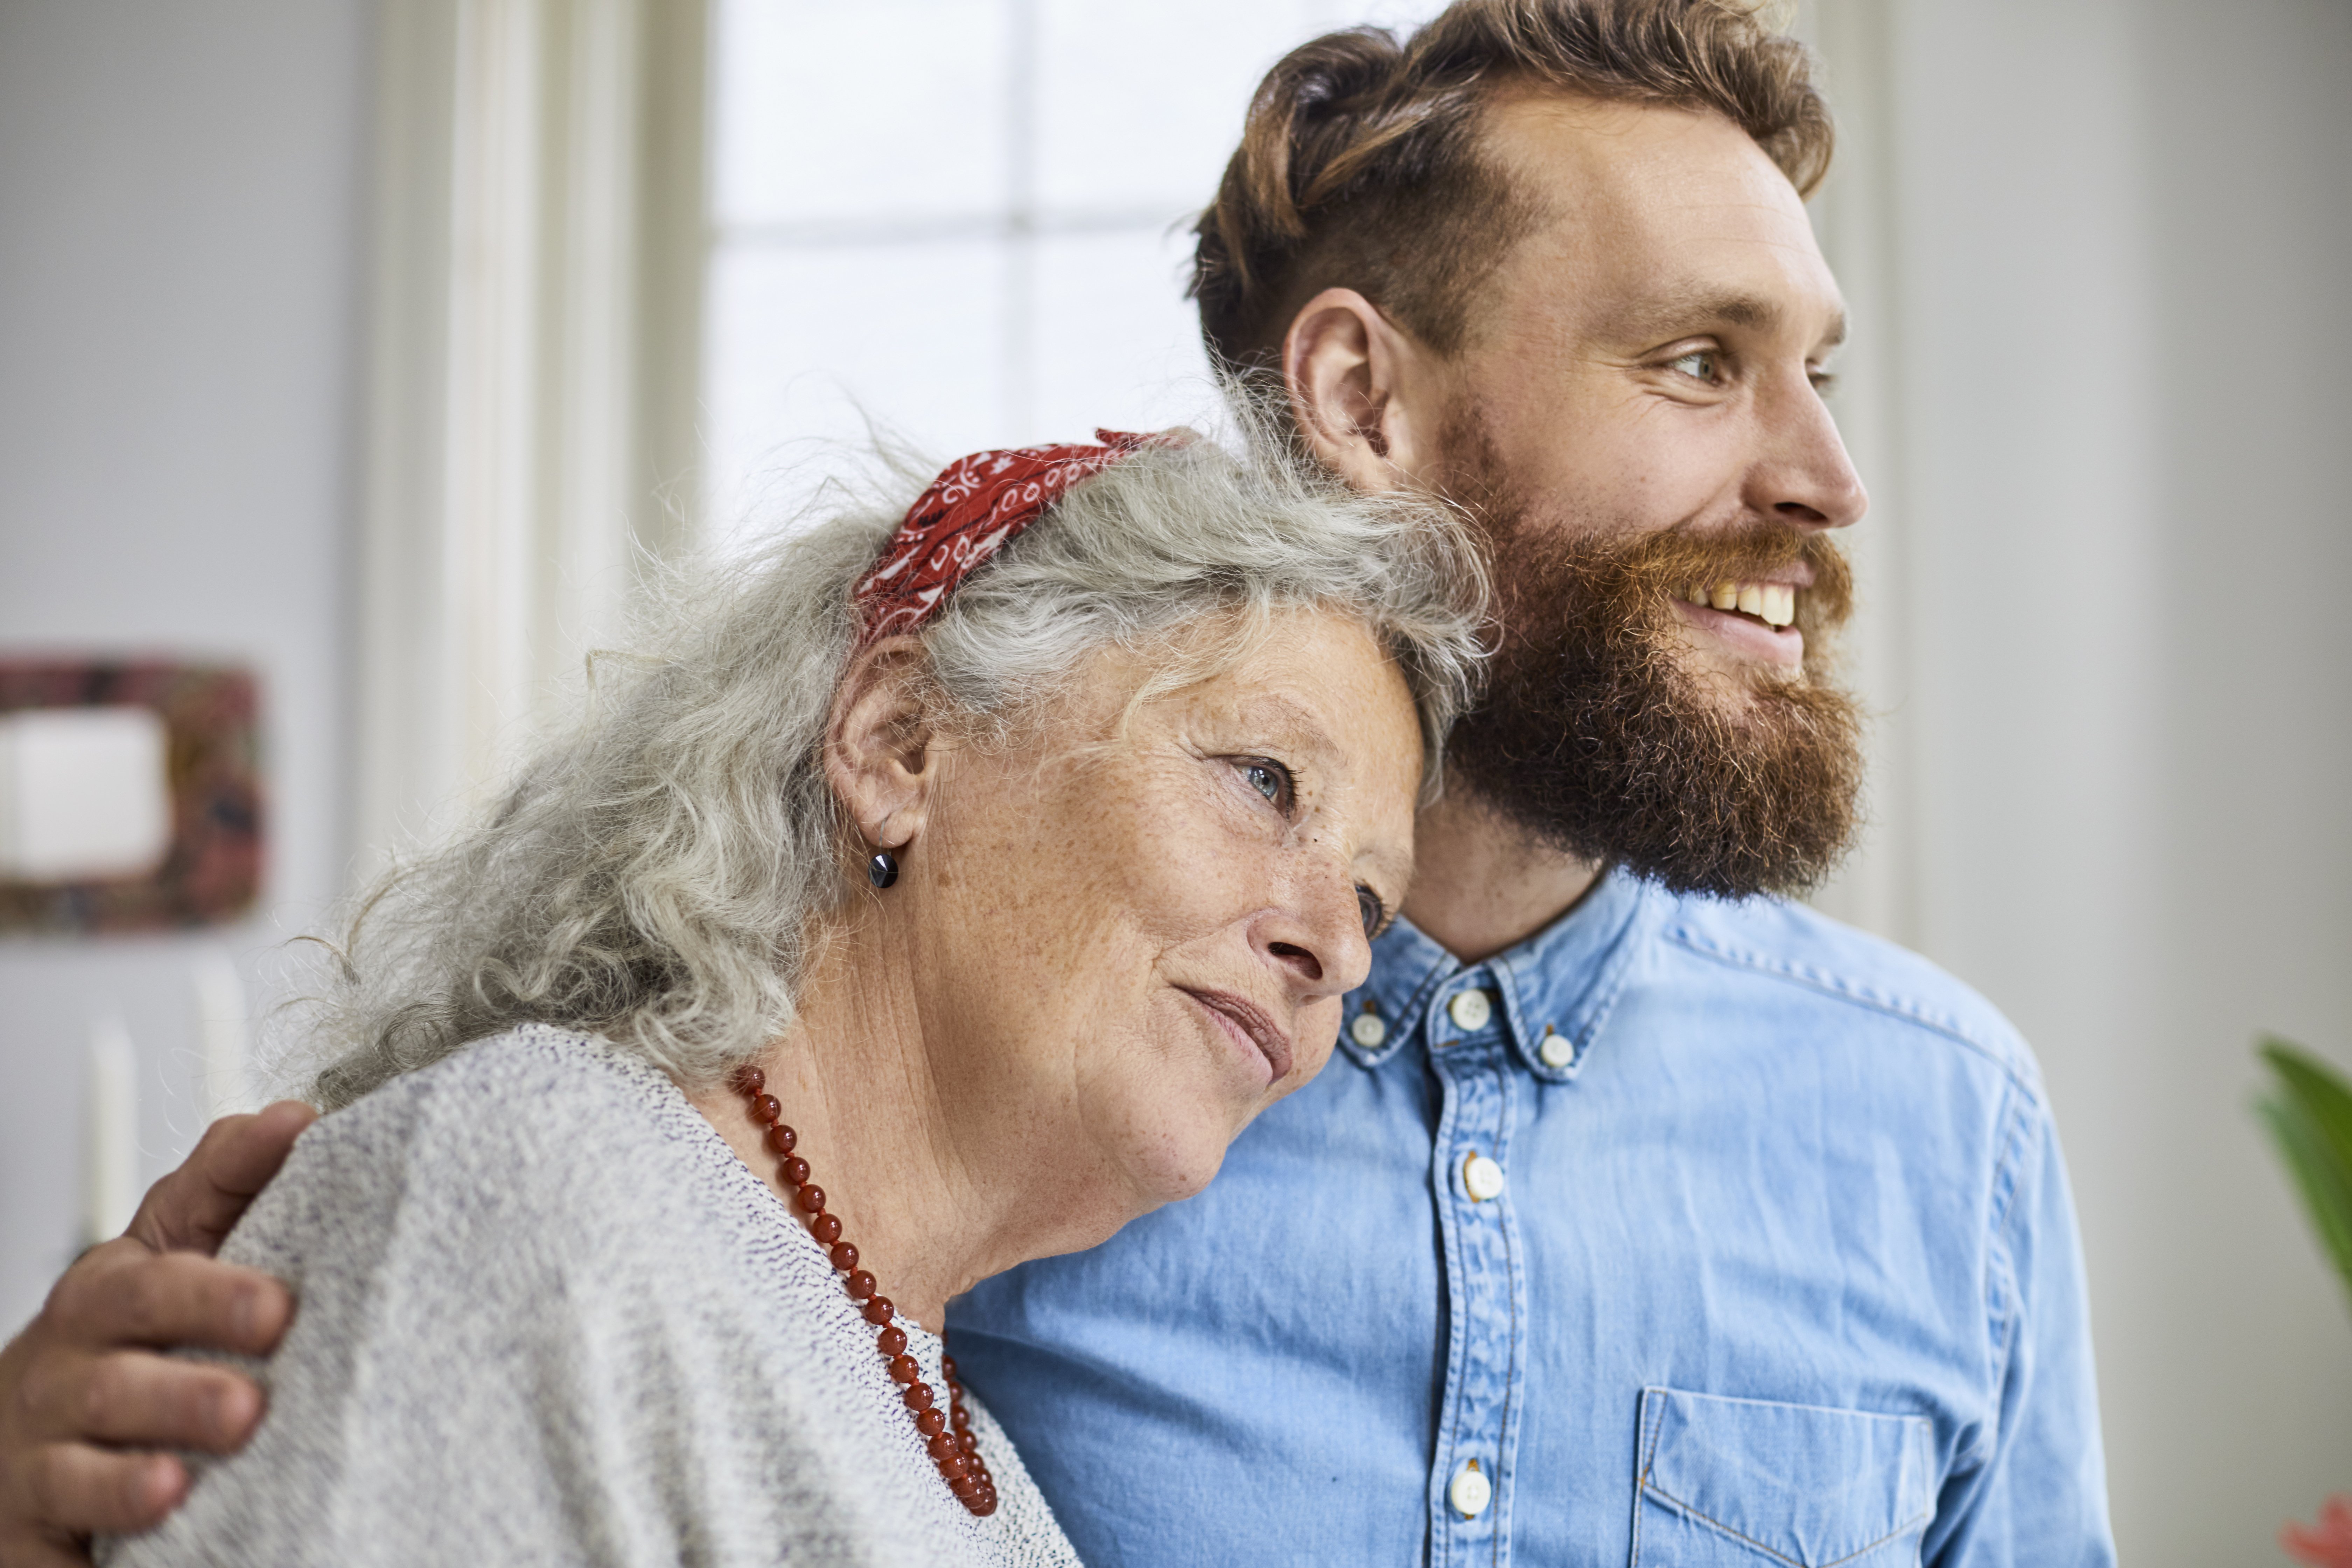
[0,1102,315,1568]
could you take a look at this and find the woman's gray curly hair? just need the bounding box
[303,431,1490,1111]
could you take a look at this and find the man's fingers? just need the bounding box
[15,1444,187,1540]
[0,1531,99,1568]
[20,1349,262,1456]
[128,1101,316,1256]
[45,1250,291,1359]
[0,1109,304,1562]
[194,1101,316,1203]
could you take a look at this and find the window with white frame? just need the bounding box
[698,0,1444,550]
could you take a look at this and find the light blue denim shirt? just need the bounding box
[951,869,2114,1566]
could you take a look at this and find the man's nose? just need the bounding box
[1748,375,1868,530]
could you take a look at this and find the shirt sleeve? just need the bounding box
[1925,1087,2118,1566]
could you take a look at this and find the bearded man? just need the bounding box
[954,5,2110,1563]
[0,2,2112,1565]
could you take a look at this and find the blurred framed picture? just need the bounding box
[0,660,263,934]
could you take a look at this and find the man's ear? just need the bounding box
[1282,288,1447,492]
[824,636,950,854]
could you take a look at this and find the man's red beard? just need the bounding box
[1443,488,1866,901]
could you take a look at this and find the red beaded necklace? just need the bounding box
[730,1063,999,1517]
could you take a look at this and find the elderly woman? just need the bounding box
[97,430,1484,1567]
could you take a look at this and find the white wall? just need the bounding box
[1874,0,2352,1556]
[0,0,373,1329]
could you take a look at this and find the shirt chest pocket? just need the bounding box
[1630,1387,1937,1568]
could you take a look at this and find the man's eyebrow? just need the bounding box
[1610,286,1847,351]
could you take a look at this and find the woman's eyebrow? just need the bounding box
[1225,692,1333,751]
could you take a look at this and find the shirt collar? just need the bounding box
[1337,865,1659,1081]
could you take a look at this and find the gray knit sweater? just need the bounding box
[98,1026,1083,1567]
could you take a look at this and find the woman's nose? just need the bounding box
[1252,875,1373,999]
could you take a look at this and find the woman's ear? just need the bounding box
[825,636,951,853]
[1282,288,1447,492]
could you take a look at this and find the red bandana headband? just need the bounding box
[852,429,1178,643]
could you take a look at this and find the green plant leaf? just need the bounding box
[2256,1036,2352,1318]
[2262,1037,2352,1192]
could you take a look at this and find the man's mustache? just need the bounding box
[1613,524,1854,636]
[1485,521,1857,677]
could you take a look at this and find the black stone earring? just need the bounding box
[867,848,899,889]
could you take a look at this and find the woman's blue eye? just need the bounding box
[1357,885,1385,938]
[1238,758,1295,812]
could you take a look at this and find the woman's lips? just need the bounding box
[1179,988,1295,1084]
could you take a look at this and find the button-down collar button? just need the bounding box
[1462,1153,1505,1203]
[1538,1027,1573,1069]
[1349,1011,1387,1049]
[1449,1460,1492,1518]
[1446,987,1493,1032]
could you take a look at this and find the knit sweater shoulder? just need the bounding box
[97,1024,1084,1568]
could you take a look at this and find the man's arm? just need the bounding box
[1926,1098,2117,1566]
[0,1103,314,1568]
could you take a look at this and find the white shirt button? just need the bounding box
[1449,1460,1492,1518]
[1447,988,1493,1032]
[1538,1029,1574,1069]
[1462,1153,1505,1202]
[1349,1011,1387,1049]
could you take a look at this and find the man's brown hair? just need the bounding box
[1190,0,1834,371]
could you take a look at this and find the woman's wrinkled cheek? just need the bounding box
[1074,1022,1226,1211]
[1289,1001,1345,1084]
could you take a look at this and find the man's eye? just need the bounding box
[1668,350,1718,382]
[1240,760,1294,811]
[1356,885,1386,939]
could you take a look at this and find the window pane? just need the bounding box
[1032,0,1310,217]
[1033,0,1452,215]
[1029,227,1219,443]
[702,239,1013,552]
[698,1,1460,553]
[712,0,1012,229]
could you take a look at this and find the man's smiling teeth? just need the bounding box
[1686,581,1797,628]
